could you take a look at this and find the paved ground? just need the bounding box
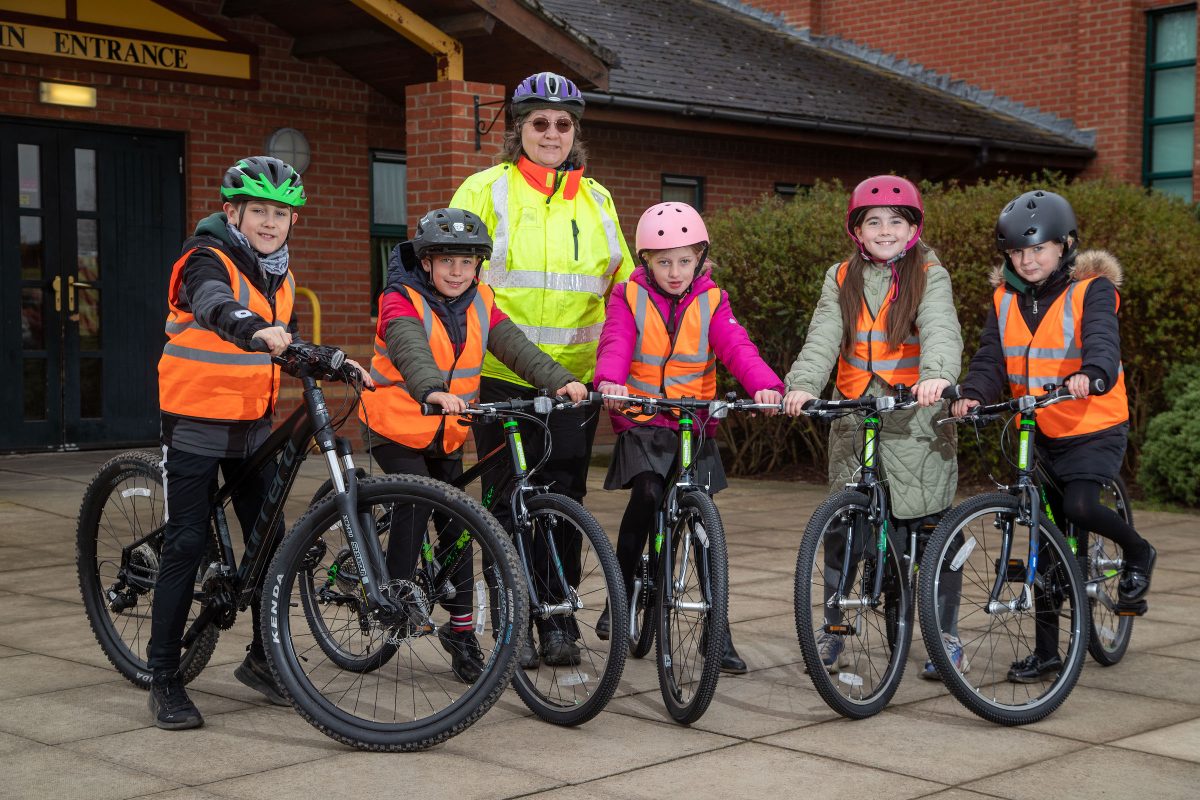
[1,448,1198,800]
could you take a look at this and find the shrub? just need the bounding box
[709,175,1200,490]
[1138,364,1200,506]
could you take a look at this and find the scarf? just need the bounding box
[227,222,290,276]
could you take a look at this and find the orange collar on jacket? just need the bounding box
[516,155,583,200]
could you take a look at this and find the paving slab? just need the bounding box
[1075,652,1200,705]
[1147,638,1200,660]
[1111,717,1200,764]
[0,736,176,800]
[0,654,120,700]
[963,745,1200,800]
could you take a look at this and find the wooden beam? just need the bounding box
[292,29,396,58]
[349,0,463,81]
[431,12,496,39]
[466,0,609,90]
[219,0,280,18]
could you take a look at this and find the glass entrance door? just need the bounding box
[0,120,183,451]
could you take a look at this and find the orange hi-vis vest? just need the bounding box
[626,282,720,411]
[995,277,1129,438]
[158,246,294,421]
[358,284,494,453]
[834,261,925,399]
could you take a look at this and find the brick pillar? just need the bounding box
[405,80,507,230]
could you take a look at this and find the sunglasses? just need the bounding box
[528,117,574,133]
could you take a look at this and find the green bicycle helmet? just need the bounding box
[220,156,307,207]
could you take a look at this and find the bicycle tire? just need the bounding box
[629,553,656,659]
[918,492,1089,726]
[1079,477,1134,666]
[513,493,628,726]
[76,450,219,688]
[656,490,727,725]
[263,474,526,751]
[793,490,912,719]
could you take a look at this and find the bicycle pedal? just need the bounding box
[1114,600,1148,617]
[823,623,855,636]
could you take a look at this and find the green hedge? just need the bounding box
[1138,364,1200,506]
[708,175,1200,495]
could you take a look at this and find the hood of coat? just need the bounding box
[988,248,1123,290]
[383,243,479,346]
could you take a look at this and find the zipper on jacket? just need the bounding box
[571,219,579,261]
[547,169,566,205]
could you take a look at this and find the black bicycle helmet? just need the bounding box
[995,190,1077,253]
[411,208,493,259]
[220,156,306,207]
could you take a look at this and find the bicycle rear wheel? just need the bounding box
[263,475,526,751]
[629,552,656,658]
[514,493,627,726]
[793,490,912,719]
[656,490,727,725]
[76,451,219,688]
[919,492,1088,726]
[1078,478,1134,666]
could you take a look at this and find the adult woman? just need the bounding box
[450,71,635,668]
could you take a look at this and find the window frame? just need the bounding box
[1143,4,1197,199]
[661,174,705,211]
[369,150,407,315]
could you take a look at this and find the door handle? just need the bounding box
[52,275,62,312]
[68,276,96,313]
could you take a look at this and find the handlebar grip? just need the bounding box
[420,403,442,416]
[1091,377,1106,395]
[941,384,962,402]
[247,336,272,353]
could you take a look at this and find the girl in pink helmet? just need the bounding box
[594,201,785,674]
[781,176,964,680]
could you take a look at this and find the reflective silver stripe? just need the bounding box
[630,285,656,365]
[670,290,715,364]
[472,292,491,357]
[1059,283,1082,359]
[627,376,658,394]
[591,188,624,277]
[487,173,511,284]
[165,320,190,335]
[374,340,388,359]
[162,343,271,366]
[515,321,605,346]
[234,273,250,306]
[872,356,921,370]
[855,331,919,345]
[663,363,716,388]
[845,355,870,371]
[477,268,609,295]
[370,368,400,388]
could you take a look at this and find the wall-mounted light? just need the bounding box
[39,82,97,108]
[266,127,311,173]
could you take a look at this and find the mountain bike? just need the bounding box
[420,394,628,726]
[600,392,776,724]
[919,383,1091,725]
[77,342,526,750]
[791,386,948,719]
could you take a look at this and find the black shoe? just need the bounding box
[540,629,582,666]
[519,636,540,669]
[149,670,204,730]
[438,623,486,683]
[234,651,289,706]
[1119,544,1157,606]
[1006,653,1063,684]
[596,601,611,642]
[720,631,747,675]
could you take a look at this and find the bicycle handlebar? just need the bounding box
[595,392,782,418]
[252,340,367,387]
[937,378,1106,426]
[420,394,593,417]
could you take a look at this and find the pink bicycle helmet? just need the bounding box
[635,202,709,256]
[845,175,924,261]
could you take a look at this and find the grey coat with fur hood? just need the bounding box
[786,254,962,520]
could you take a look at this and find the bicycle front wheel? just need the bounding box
[656,490,727,725]
[1078,478,1134,666]
[263,475,526,751]
[76,450,219,688]
[793,490,912,719]
[514,493,628,726]
[919,492,1089,726]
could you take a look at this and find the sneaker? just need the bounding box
[234,651,289,706]
[437,623,486,683]
[1006,653,1063,684]
[923,633,970,680]
[149,670,204,730]
[596,601,611,642]
[811,632,849,674]
[519,638,540,669]
[540,629,582,666]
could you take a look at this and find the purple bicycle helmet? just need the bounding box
[511,71,585,116]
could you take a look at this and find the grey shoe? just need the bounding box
[234,652,289,706]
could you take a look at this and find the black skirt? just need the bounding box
[1036,423,1128,484]
[604,425,727,493]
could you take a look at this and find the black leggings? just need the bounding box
[1049,479,1148,560]
[369,441,471,618]
[615,472,666,595]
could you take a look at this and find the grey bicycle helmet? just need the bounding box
[411,208,493,259]
[995,190,1077,253]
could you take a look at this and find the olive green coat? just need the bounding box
[785,256,962,519]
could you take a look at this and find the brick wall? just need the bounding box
[739,0,1193,186]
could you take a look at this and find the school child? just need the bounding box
[952,189,1155,682]
[153,157,374,728]
[594,201,785,674]
[357,207,586,680]
[781,175,964,680]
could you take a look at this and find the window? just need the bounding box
[661,174,704,210]
[1145,6,1196,201]
[370,151,407,313]
[774,182,812,200]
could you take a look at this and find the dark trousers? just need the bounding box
[473,377,598,634]
[615,472,665,595]
[148,447,280,672]
[369,441,470,617]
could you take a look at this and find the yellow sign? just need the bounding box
[0,1,254,84]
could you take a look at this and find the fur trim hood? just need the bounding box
[988,248,1123,289]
